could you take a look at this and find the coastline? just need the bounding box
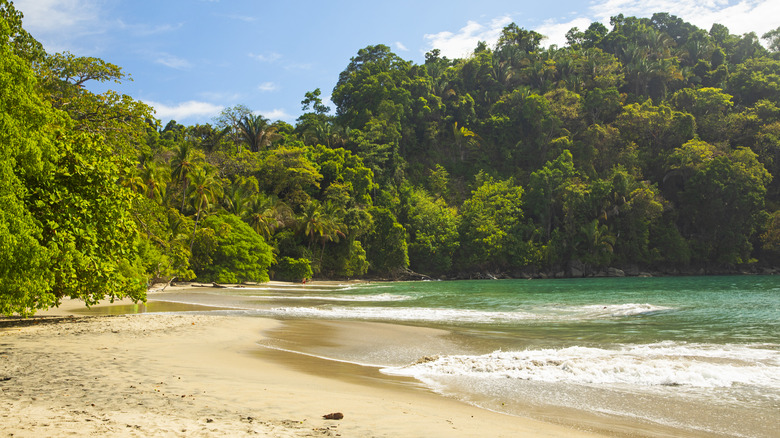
[1,295,606,438]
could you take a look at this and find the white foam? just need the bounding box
[250,293,413,302]
[263,306,542,323]
[384,342,780,389]
[261,303,674,324]
[569,303,674,317]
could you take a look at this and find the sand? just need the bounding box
[0,293,608,437]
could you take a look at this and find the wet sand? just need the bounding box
[0,292,607,438]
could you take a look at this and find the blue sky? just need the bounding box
[13,0,780,126]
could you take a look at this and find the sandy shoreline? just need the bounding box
[0,293,607,438]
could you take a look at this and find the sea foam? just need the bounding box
[383,342,780,389]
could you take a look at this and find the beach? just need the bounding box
[0,287,605,438]
[2,278,777,437]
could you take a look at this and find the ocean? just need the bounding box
[151,276,780,437]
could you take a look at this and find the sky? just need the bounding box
[12,0,780,126]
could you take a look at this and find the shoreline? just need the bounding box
[3,281,763,437]
[1,298,608,437]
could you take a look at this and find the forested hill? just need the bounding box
[3,0,780,314]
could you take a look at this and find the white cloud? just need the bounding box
[117,20,182,37]
[394,41,409,51]
[146,100,224,122]
[249,52,282,62]
[223,14,257,22]
[199,91,243,102]
[536,17,594,48]
[258,82,279,92]
[258,108,294,122]
[155,53,192,70]
[427,1,779,57]
[585,0,779,43]
[14,0,106,52]
[424,15,513,58]
[14,0,101,33]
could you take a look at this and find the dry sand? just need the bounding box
[0,294,608,437]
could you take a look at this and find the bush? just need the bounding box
[274,257,313,282]
[191,214,273,283]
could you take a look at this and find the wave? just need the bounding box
[556,303,674,318]
[263,306,542,323]
[249,293,413,302]
[383,342,780,389]
[259,302,674,324]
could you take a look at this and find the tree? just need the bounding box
[404,187,460,274]
[496,23,545,53]
[457,173,535,270]
[762,27,780,53]
[1,4,146,315]
[257,145,322,209]
[186,165,224,252]
[363,207,409,273]
[35,52,154,157]
[245,193,292,240]
[236,113,280,153]
[672,143,771,264]
[190,213,273,283]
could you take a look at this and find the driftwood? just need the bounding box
[322,412,344,420]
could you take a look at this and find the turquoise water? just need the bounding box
[155,276,780,437]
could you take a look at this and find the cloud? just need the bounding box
[14,0,101,33]
[223,14,257,22]
[249,52,282,62]
[258,82,279,92]
[536,17,594,48]
[14,0,106,52]
[427,1,779,57]
[155,54,192,70]
[146,100,224,122]
[424,15,513,58]
[394,41,409,51]
[257,108,294,122]
[199,91,243,102]
[585,0,779,43]
[117,20,182,37]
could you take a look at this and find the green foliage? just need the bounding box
[1,11,146,315]
[404,188,460,274]
[6,8,780,301]
[274,257,313,282]
[191,214,273,283]
[457,173,536,270]
[675,145,770,264]
[363,207,409,273]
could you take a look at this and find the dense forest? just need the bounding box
[3,0,780,314]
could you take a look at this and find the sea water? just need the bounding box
[154,276,780,437]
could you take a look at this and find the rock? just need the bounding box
[623,265,640,276]
[323,412,344,420]
[607,267,625,277]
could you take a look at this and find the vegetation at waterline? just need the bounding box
[3,0,780,314]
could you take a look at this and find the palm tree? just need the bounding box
[245,193,293,240]
[574,219,616,265]
[452,122,480,162]
[297,200,346,265]
[298,200,326,251]
[236,114,280,153]
[140,161,170,202]
[221,176,257,218]
[186,165,223,252]
[170,143,200,213]
[121,172,146,195]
